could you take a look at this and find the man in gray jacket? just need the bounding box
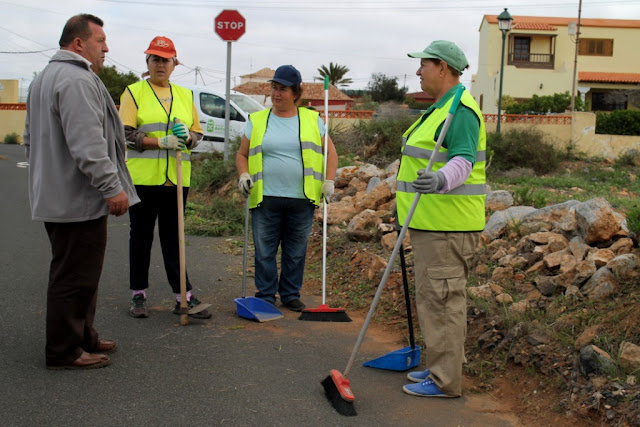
[24,14,139,370]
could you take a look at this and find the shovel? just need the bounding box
[363,243,421,370]
[234,198,284,322]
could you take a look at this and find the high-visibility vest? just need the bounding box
[124,80,194,186]
[396,89,486,231]
[248,107,323,208]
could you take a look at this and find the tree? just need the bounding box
[98,66,139,104]
[366,73,407,103]
[315,62,353,87]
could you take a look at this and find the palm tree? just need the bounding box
[315,62,353,87]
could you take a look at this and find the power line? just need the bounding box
[0,48,56,54]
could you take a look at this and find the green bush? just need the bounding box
[626,206,640,240]
[487,128,562,174]
[190,152,237,192]
[503,91,583,115]
[513,187,548,208]
[595,110,640,136]
[3,132,20,144]
[331,115,418,166]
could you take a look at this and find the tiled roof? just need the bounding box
[233,81,352,101]
[406,92,435,102]
[513,22,557,31]
[485,15,640,29]
[579,72,640,84]
[239,67,275,79]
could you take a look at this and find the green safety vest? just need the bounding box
[396,89,486,231]
[248,107,324,208]
[124,80,194,186]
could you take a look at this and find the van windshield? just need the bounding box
[230,94,264,114]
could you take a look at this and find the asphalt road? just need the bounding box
[0,143,518,426]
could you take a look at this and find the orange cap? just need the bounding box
[144,36,177,59]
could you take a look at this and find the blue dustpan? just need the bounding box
[363,345,422,371]
[235,296,284,322]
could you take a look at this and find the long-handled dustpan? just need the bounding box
[363,243,420,370]
[235,198,284,322]
[299,76,350,322]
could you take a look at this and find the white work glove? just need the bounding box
[413,169,445,194]
[321,179,335,202]
[157,135,185,151]
[171,122,191,143]
[238,172,253,196]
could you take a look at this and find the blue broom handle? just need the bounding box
[344,86,464,376]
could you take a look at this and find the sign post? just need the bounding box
[214,9,246,161]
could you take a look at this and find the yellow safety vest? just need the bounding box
[248,107,324,208]
[124,80,194,186]
[396,89,486,231]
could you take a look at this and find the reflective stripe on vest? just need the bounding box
[124,80,194,186]
[396,89,486,231]
[247,107,324,208]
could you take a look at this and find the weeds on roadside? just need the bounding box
[3,132,20,144]
[512,187,548,208]
[487,127,562,174]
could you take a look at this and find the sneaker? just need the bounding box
[173,296,212,319]
[282,298,306,312]
[407,369,431,383]
[402,379,455,398]
[129,294,149,318]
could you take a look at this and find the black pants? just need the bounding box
[128,185,191,294]
[44,216,107,366]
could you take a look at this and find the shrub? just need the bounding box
[331,115,418,167]
[616,149,640,167]
[626,206,640,240]
[487,128,561,174]
[3,132,20,144]
[513,187,548,208]
[504,91,583,114]
[190,152,237,192]
[596,110,640,136]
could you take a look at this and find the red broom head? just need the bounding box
[330,369,354,402]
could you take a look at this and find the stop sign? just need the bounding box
[215,10,246,42]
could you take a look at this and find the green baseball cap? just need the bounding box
[407,40,469,74]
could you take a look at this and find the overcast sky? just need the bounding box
[2,0,639,96]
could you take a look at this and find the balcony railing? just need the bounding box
[508,53,554,69]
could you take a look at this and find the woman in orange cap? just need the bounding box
[119,36,210,320]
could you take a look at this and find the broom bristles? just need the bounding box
[321,374,357,416]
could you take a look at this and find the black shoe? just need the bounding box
[283,298,306,312]
[173,296,212,319]
[129,295,149,318]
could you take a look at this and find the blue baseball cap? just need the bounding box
[270,65,302,86]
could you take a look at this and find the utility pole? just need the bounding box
[570,0,582,112]
[195,66,199,85]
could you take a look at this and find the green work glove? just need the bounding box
[171,122,191,143]
[413,169,445,194]
[157,135,185,151]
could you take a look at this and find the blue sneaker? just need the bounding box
[407,369,431,383]
[402,379,455,398]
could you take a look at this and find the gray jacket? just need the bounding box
[24,50,139,222]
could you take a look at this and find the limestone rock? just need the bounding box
[483,206,537,241]
[350,249,387,281]
[575,198,624,244]
[535,275,557,297]
[574,260,597,287]
[496,293,513,304]
[491,266,514,281]
[619,341,640,371]
[508,300,529,315]
[607,253,640,281]
[486,190,513,211]
[579,345,616,376]
[468,285,493,300]
[380,231,411,251]
[325,199,358,225]
[569,236,589,261]
[581,267,617,300]
[520,200,580,234]
[608,237,634,255]
[590,248,615,268]
[347,209,382,241]
[353,183,393,211]
[574,325,600,350]
[543,249,571,270]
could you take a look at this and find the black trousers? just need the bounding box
[128,185,191,294]
[44,216,107,366]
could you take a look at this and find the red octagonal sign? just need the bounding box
[215,9,246,42]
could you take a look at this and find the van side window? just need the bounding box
[200,93,244,121]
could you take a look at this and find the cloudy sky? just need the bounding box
[2,0,639,97]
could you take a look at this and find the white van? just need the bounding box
[184,85,265,153]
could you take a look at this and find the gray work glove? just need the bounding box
[321,179,334,202]
[413,169,445,194]
[157,135,186,151]
[238,172,253,196]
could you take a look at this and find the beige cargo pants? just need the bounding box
[411,230,480,397]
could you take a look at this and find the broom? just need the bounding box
[299,76,350,322]
[322,86,464,416]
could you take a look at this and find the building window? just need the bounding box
[591,91,627,111]
[579,39,613,56]
[513,37,530,61]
